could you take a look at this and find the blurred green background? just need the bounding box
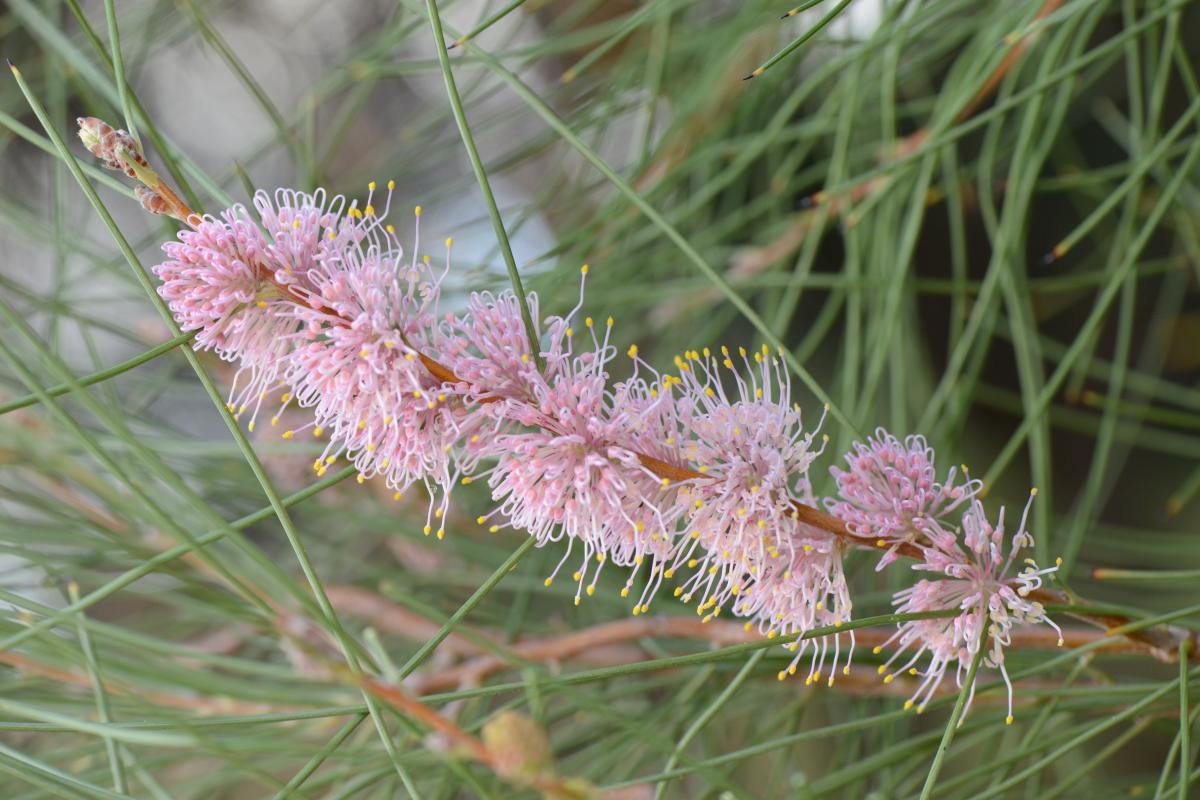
[1,0,1199,797]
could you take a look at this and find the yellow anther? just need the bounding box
[445,237,453,248]
[574,597,581,606]
[282,430,294,439]
[423,525,432,536]
[489,525,499,533]
[415,205,422,216]
[544,577,553,587]
[368,181,377,191]
[356,474,365,484]
[1006,715,1014,725]
[660,477,671,488]
[393,491,402,500]
[627,344,639,358]
[621,587,630,597]
[388,180,395,190]
[586,585,595,596]
[462,476,472,485]
[436,528,445,540]
[580,264,589,275]
[386,224,395,234]
[607,316,614,327]
[585,316,594,328]
[364,204,375,216]
[573,571,582,581]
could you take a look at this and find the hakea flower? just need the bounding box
[252,186,381,291]
[653,345,829,615]
[826,428,979,568]
[436,289,547,406]
[155,202,301,425]
[279,196,485,532]
[154,185,387,430]
[471,291,684,608]
[136,161,1076,724]
[874,491,1061,724]
[77,116,151,180]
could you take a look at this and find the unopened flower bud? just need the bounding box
[481,710,555,786]
[76,116,150,180]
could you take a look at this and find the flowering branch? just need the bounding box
[67,115,1195,730]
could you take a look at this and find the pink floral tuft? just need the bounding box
[874,491,1061,724]
[473,311,681,607]
[826,428,979,568]
[154,204,299,425]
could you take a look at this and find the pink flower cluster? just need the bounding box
[151,185,1060,723]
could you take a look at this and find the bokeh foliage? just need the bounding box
[1,0,1199,797]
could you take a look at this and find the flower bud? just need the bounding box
[481,710,555,785]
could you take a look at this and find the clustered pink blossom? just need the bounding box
[872,493,1062,724]
[148,182,1061,724]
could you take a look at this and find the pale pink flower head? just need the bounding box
[875,491,1061,724]
[280,203,473,527]
[734,538,855,686]
[826,428,979,568]
[154,203,300,426]
[252,186,378,292]
[474,312,681,608]
[660,346,826,605]
[436,289,544,406]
